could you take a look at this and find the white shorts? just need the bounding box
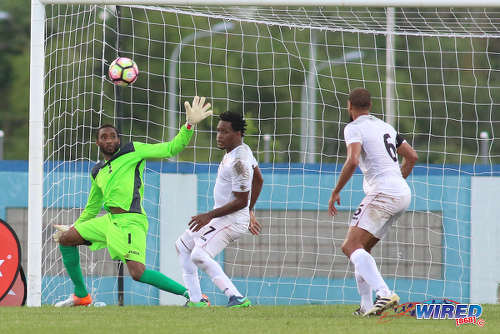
[177,216,247,258]
[350,192,411,239]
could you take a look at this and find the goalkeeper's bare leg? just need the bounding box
[55,227,92,306]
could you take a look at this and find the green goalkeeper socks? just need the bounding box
[60,247,186,297]
[139,269,187,296]
[59,245,89,298]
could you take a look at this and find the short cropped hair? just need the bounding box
[348,88,371,110]
[219,111,246,136]
[96,124,119,139]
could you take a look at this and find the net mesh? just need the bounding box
[40,4,499,305]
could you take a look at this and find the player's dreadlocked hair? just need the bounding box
[219,111,246,136]
[96,124,120,139]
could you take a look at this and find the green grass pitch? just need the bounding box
[1,304,498,334]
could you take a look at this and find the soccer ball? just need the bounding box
[108,57,139,86]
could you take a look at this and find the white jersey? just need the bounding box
[213,143,258,225]
[344,114,410,196]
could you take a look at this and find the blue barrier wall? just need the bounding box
[2,161,499,305]
[197,165,474,305]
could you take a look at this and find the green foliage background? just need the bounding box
[1,3,499,164]
[0,2,31,160]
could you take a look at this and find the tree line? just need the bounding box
[2,2,499,165]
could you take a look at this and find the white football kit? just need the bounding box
[178,143,258,257]
[344,115,411,238]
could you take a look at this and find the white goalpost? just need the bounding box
[28,0,500,307]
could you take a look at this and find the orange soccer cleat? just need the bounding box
[55,294,93,307]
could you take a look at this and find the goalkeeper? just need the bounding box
[53,97,212,307]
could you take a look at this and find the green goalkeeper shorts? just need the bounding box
[74,213,148,264]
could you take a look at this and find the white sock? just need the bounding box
[191,246,242,298]
[350,248,391,298]
[355,270,373,311]
[175,239,202,302]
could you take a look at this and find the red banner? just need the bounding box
[0,219,21,302]
[0,267,26,306]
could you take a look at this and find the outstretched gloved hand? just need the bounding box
[185,96,213,125]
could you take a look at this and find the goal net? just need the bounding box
[35,2,500,305]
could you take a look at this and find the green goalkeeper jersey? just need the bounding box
[75,125,193,225]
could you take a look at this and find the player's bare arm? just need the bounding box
[397,142,418,178]
[329,142,361,216]
[248,211,261,235]
[188,190,249,232]
[248,166,264,235]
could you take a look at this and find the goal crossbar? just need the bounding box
[39,0,500,8]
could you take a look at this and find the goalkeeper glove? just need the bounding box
[53,224,70,243]
[184,96,213,126]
